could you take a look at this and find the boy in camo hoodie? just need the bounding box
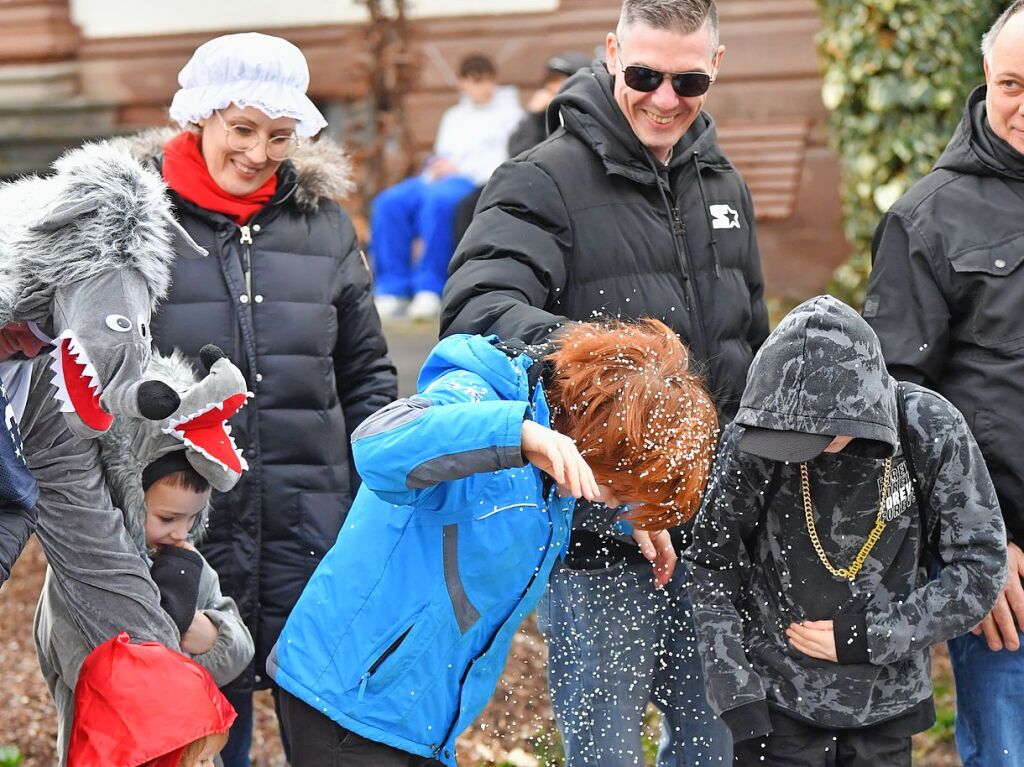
[685,295,1007,766]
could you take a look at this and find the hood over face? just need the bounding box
[934,85,1024,182]
[734,295,898,456]
[547,61,729,185]
[68,632,235,767]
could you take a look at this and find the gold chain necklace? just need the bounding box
[800,457,893,582]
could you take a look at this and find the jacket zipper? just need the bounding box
[669,204,709,360]
[357,624,414,701]
[239,225,253,300]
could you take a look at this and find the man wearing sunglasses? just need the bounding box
[441,1,767,765]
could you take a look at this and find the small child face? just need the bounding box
[143,479,211,549]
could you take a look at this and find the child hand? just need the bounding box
[521,420,601,501]
[786,620,838,662]
[180,611,218,655]
[631,528,677,588]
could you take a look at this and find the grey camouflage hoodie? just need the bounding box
[685,295,1006,738]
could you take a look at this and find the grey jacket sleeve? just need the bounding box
[865,211,952,387]
[857,387,1007,666]
[440,160,574,344]
[0,501,34,588]
[189,554,255,688]
[21,358,179,649]
[684,426,772,740]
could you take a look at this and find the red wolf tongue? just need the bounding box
[172,393,248,473]
[60,338,113,431]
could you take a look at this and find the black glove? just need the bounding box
[150,546,203,638]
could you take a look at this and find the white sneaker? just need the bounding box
[374,294,409,320]
[407,291,442,321]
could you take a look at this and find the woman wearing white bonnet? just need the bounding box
[145,31,398,767]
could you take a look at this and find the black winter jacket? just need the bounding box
[442,62,768,419]
[866,86,1024,546]
[441,62,768,564]
[137,132,398,689]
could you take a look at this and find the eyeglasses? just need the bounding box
[614,40,715,98]
[216,111,300,162]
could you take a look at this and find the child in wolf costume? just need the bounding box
[0,140,207,657]
[36,344,254,763]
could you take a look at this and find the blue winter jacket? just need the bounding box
[268,334,573,764]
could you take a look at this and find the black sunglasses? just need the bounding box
[620,63,714,97]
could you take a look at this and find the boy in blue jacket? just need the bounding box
[268,319,719,766]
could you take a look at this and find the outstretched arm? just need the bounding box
[21,358,178,666]
[440,161,573,344]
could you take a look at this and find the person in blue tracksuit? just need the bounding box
[268,318,719,767]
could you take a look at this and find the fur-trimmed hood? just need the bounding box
[123,127,354,213]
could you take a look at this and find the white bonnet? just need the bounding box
[169,32,327,138]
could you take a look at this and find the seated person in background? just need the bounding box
[685,296,1007,767]
[269,318,719,766]
[452,50,591,247]
[35,349,254,765]
[68,632,235,767]
[371,54,523,322]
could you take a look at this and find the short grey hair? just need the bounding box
[982,0,1024,58]
[617,0,720,52]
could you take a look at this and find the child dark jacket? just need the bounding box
[685,296,1006,739]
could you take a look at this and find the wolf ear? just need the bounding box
[31,197,102,233]
[166,215,208,259]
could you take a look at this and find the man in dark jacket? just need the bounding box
[441,1,767,763]
[864,3,1024,764]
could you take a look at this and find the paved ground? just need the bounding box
[381,316,438,396]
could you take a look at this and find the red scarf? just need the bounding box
[161,131,277,225]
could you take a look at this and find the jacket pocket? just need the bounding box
[357,623,415,701]
[443,523,481,634]
[949,234,1024,348]
[354,601,454,707]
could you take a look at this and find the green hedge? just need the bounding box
[814,0,1003,306]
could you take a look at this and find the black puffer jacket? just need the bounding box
[866,86,1024,547]
[136,130,398,690]
[441,62,768,418]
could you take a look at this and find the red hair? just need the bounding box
[546,319,718,530]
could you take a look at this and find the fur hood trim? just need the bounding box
[123,126,355,212]
[0,140,178,325]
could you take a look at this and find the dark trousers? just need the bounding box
[277,688,445,767]
[733,719,911,767]
[220,686,291,767]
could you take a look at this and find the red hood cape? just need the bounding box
[68,633,236,767]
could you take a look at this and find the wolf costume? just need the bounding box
[0,140,208,661]
[36,345,254,764]
[685,296,1006,752]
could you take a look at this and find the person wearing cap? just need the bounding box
[684,295,1006,765]
[370,54,524,322]
[442,1,765,763]
[451,51,591,246]
[134,32,397,767]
